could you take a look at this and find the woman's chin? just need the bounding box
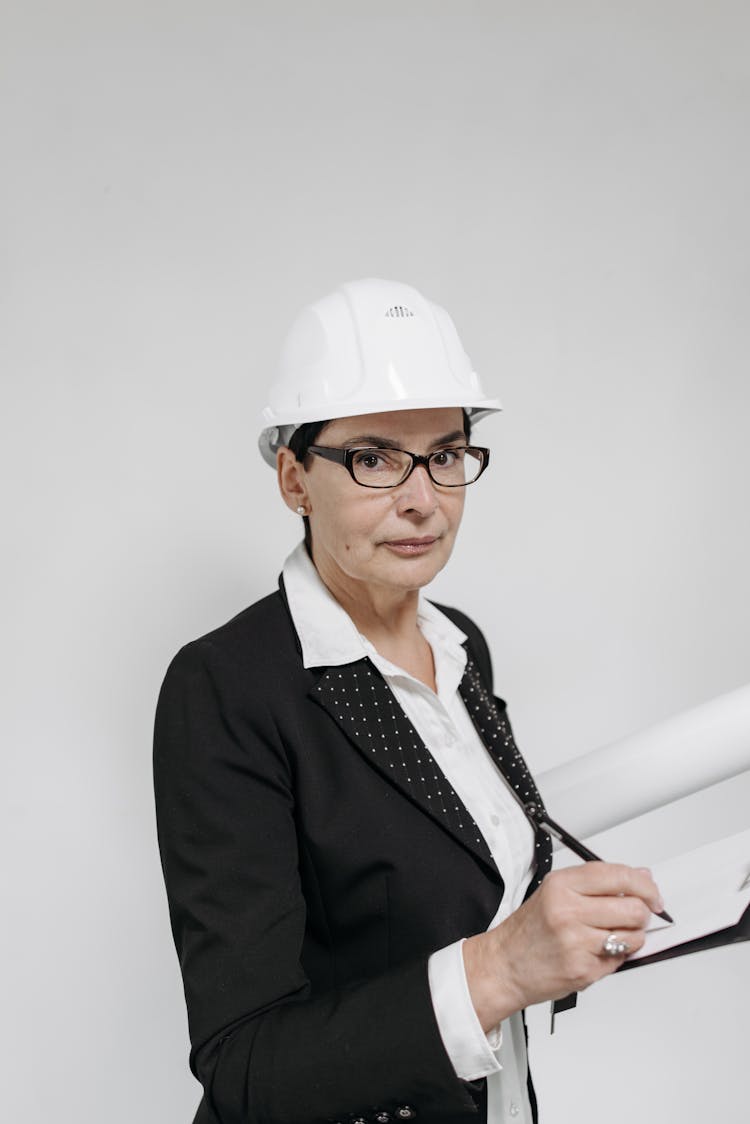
[373,546,451,589]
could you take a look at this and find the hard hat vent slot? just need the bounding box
[384,305,414,318]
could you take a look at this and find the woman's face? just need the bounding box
[279,407,469,600]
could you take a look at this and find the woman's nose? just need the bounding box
[395,463,438,514]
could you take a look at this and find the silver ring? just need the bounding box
[602,933,630,957]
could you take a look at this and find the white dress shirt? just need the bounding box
[283,542,537,1124]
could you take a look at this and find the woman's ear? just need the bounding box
[277,447,309,514]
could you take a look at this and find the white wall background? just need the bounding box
[3,2,749,1121]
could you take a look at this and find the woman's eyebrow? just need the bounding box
[341,435,401,449]
[341,430,467,449]
[432,429,467,447]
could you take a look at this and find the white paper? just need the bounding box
[627,828,750,961]
[538,684,750,840]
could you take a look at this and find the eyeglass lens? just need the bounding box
[350,447,484,487]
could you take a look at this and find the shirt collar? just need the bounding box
[282,541,468,686]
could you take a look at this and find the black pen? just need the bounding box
[525,802,674,924]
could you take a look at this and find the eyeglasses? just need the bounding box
[307,444,490,489]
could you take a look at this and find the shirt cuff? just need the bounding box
[427,938,504,1082]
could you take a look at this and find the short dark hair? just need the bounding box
[288,410,473,549]
[288,419,332,463]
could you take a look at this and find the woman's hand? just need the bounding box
[462,863,663,1032]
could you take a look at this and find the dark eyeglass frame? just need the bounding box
[307,444,491,489]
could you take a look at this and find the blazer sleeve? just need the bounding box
[153,637,480,1124]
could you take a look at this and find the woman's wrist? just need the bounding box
[462,927,525,1033]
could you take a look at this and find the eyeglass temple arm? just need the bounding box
[309,446,347,466]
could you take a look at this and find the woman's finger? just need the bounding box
[556,861,664,915]
[572,892,655,933]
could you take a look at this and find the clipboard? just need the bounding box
[619,900,750,970]
[550,828,750,1027]
[617,828,750,971]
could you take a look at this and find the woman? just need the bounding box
[154,279,662,1124]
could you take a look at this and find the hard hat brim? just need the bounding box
[258,396,502,468]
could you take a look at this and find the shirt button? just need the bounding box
[490,813,500,826]
[373,1114,392,1124]
[395,1108,417,1121]
[509,1102,519,1117]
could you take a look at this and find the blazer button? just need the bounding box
[395,1109,417,1121]
[373,1114,392,1124]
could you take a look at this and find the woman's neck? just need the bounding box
[312,552,436,691]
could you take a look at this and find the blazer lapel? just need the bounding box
[311,658,499,878]
[458,652,553,891]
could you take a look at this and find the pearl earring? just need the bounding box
[296,505,307,515]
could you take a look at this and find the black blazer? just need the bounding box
[154,581,552,1124]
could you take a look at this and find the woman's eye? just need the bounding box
[432,449,460,467]
[353,450,389,470]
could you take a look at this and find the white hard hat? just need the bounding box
[258,278,501,466]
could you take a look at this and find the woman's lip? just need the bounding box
[382,537,438,554]
[386,537,437,546]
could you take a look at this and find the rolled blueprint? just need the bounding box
[536,683,750,839]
